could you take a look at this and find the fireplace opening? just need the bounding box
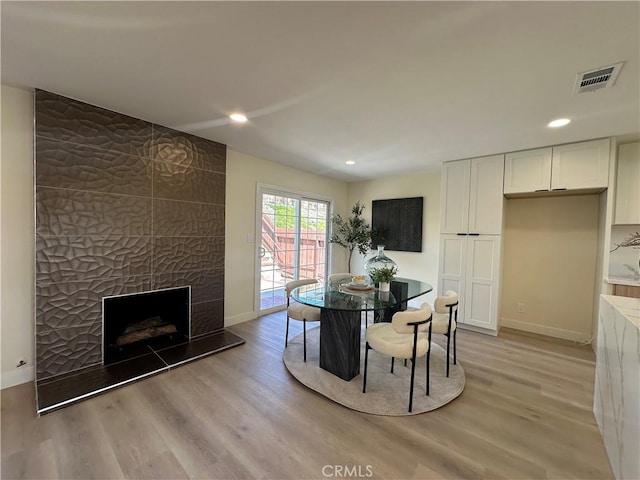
[103,287,190,365]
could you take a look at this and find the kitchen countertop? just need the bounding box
[601,294,640,329]
[595,295,640,480]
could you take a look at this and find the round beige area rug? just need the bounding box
[283,326,465,415]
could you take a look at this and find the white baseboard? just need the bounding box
[225,311,257,327]
[501,317,591,343]
[1,365,34,390]
[457,323,498,337]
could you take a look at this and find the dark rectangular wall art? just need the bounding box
[34,90,226,381]
[371,197,423,252]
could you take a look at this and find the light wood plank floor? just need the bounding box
[1,312,613,479]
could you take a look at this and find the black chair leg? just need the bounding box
[303,321,307,362]
[390,357,395,373]
[453,330,457,365]
[285,316,290,348]
[426,349,430,396]
[409,352,417,412]
[446,333,451,377]
[362,343,369,393]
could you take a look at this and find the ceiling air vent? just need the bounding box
[574,62,624,94]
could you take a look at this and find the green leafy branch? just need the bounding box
[329,201,372,273]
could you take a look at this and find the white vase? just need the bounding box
[379,281,390,292]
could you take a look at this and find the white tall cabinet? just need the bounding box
[438,155,504,333]
[614,141,640,225]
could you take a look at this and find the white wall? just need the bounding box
[225,149,348,326]
[501,195,600,342]
[347,171,441,306]
[1,85,35,388]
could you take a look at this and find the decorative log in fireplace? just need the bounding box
[115,316,178,346]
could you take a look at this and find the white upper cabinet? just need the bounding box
[504,148,552,194]
[551,139,610,190]
[503,139,610,194]
[441,155,504,234]
[614,141,640,225]
[440,160,470,234]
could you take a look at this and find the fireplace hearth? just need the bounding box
[37,285,244,414]
[36,328,245,415]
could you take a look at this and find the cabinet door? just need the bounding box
[468,154,505,234]
[614,142,640,225]
[504,148,552,194]
[440,160,470,234]
[438,235,467,322]
[464,235,500,330]
[551,139,610,190]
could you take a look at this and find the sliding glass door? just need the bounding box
[257,186,329,314]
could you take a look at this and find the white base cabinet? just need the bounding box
[438,234,501,332]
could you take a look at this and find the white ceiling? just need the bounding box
[2,1,639,182]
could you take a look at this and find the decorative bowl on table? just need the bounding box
[352,275,367,285]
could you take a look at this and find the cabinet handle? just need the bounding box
[535,189,549,192]
[552,188,567,191]
[456,233,468,236]
[468,233,480,236]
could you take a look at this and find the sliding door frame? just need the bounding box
[255,183,333,316]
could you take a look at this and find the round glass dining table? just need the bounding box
[291,277,433,381]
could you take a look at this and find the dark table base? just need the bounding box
[319,309,361,381]
[374,281,410,323]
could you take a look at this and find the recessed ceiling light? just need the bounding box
[345,160,356,165]
[230,113,248,123]
[548,118,571,128]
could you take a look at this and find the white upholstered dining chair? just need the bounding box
[285,278,321,362]
[328,272,353,283]
[362,303,432,412]
[430,290,459,377]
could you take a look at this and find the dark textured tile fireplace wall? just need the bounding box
[35,90,226,381]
